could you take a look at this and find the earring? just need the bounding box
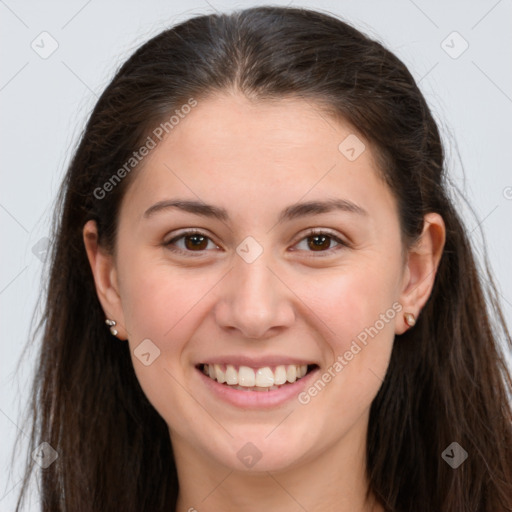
[105,318,118,336]
[404,312,416,327]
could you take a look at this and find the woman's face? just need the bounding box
[88,93,416,472]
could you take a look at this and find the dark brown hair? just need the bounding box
[14,6,512,511]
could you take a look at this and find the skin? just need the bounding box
[84,93,445,512]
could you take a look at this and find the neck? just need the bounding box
[171,411,383,512]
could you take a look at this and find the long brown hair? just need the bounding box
[14,6,512,511]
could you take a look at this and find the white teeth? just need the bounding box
[202,363,310,388]
[286,365,297,383]
[238,366,255,387]
[255,367,274,387]
[225,364,238,385]
[214,363,226,384]
[274,365,287,385]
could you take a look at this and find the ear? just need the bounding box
[395,212,446,334]
[83,220,128,340]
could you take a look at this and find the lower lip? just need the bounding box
[196,366,320,409]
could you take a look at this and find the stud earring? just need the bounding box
[404,312,416,327]
[105,318,118,336]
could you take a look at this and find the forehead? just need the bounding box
[120,93,397,227]
[160,93,362,167]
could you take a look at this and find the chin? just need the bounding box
[203,426,318,473]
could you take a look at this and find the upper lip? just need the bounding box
[196,356,318,368]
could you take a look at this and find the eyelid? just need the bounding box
[164,228,213,243]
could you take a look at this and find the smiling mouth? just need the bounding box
[198,363,318,392]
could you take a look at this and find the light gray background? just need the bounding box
[1,0,511,509]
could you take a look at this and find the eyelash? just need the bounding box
[164,228,349,257]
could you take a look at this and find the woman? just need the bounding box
[15,6,512,511]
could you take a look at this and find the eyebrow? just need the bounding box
[143,198,367,223]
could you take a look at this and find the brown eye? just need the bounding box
[183,234,209,251]
[165,230,218,255]
[294,230,348,255]
[307,234,332,251]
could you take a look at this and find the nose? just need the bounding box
[213,249,296,340]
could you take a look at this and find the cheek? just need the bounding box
[120,264,217,343]
[117,256,233,399]
[293,257,400,411]
[297,257,401,344]
[117,262,220,421]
